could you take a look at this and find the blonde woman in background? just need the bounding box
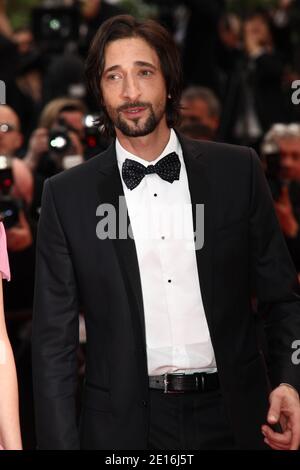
[0,220,22,450]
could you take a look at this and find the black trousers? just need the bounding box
[148,387,236,450]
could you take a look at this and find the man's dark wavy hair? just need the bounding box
[85,15,183,137]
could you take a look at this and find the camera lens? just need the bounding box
[50,135,68,150]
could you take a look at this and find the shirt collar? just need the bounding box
[116,128,181,169]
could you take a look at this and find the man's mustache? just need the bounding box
[117,102,151,113]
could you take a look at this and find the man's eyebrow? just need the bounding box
[134,61,157,70]
[103,61,157,75]
[103,64,121,75]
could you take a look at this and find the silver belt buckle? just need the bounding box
[201,374,205,391]
[195,373,205,391]
[163,373,169,394]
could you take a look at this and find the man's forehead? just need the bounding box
[103,37,159,67]
[279,138,300,152]
[280,137,300,145]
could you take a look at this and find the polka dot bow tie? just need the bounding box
[122,152,181,190]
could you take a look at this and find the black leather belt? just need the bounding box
[149,372,219,394]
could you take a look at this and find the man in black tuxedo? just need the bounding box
[32,15,300,450]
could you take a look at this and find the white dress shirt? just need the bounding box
[116,129,217,375]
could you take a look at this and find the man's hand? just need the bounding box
[262,384,300,450]
[275,185,299,238]
[23,128,49,172]
[0,0,13,39]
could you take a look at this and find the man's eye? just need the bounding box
[107,74,121,80]
[140,70,153,76]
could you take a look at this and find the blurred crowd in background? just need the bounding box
[1,0,300,449]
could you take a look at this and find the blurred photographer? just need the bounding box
[0,105,33,251]
[179,86,221,140]
[24,98,87,176]
[23,97,106,219]
[0,105,35,313]
[262,123,300,271]
[221,10,286,148]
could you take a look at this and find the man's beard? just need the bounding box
[106,101,165,137]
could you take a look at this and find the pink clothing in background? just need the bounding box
[0,222,10,281]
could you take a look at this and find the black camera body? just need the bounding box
[48,121,72,156]
[31,4,80,53]
[0,156,20,229]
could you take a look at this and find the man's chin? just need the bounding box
[116,120,156,138]
[119,128,153,138]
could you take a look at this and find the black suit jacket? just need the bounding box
[32,133,300,449]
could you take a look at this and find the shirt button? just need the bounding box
[161,236,165,240]
[168,279,172,283]
[154,193,158,197]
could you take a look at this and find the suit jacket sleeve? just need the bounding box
[32,178,80,449]
[249,148,300,393]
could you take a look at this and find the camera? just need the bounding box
[49,120,72,155]
[83,114,111,157]
[49,114,108,167]
[31,3,80,53]
[0,156,21,229]
[48,118,84,170]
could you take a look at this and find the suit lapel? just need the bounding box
[178,133,215,330]
[96,143,147,348]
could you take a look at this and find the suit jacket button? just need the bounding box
[142,400,147,407]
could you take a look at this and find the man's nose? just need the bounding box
[122,75,141,101]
